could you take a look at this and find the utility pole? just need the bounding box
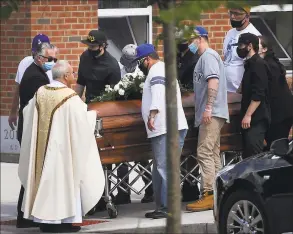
[160,0,182,233]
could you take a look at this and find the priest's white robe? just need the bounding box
[18,81,105,223]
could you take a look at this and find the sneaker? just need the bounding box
[186,191,214,212]
[16,218,39,228]
[145,207,168,219]
[141,194,154,203]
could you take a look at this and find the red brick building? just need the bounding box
[0,1,292,154]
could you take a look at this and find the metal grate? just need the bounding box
[98,0,148,9]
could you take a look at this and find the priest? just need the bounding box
[18,60,105,233]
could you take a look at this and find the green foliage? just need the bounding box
[0,0,19,19]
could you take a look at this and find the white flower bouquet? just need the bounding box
[91,70,146,102]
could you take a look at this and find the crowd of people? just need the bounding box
[8,5,292,233]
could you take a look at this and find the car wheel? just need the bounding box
[219,190,269,234]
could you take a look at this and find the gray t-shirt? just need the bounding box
[193,48,229,127]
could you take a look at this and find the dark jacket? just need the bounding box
[18,62,50,142]
[241,54,271,126]
[264,55,293,124]
[77,50,121,103]
[177,50,199,89]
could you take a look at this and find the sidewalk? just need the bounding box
[0,163,216,233]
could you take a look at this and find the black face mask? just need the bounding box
[237,46,249,59]
[230,18,246,28]
[177,43,189,53]
[88,48,102,58]
[138,62,149,76]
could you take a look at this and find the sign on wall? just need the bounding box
[0,116,20,154]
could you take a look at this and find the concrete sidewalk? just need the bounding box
[0,163,217,233]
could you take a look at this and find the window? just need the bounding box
[250,5,292,70]
[99,16,149,61]
[98,0,147,9]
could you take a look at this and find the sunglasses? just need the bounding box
[39,55,58,63]
[138,57,146,66]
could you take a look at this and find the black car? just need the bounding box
[214,138,293,234]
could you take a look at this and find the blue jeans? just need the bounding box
[150,129,187,209]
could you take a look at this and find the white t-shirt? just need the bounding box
[223,23,261,92]
[141,61,188,138]
[15,56,53,84]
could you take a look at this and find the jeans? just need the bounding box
[150,129,187,209]
[242,121,268,159]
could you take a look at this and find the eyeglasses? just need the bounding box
[39,55,58,63]
[138,57,146,66]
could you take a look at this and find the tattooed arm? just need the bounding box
[206,78,219,111]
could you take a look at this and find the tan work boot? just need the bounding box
[186,191,214,212]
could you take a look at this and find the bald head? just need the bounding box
[52,60,71,80]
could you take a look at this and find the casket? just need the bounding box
[88,92,243,165]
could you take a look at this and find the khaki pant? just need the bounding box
[197,117,225,192]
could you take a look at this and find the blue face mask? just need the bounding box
[188,43,198,54]
[42,61,55,71]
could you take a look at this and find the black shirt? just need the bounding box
[77,50,121,103]
[241,54,270,125]
[264,55,293,124]
[18,62,50,142]
[177,50,199,89]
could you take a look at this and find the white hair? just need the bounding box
[52,60,71,80]
[36,42,53,56]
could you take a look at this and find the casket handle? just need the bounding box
[95,118,103,138]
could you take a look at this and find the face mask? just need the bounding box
[177,43,189,53]
[188,43,198,54]
[125,64,136,73]
[230,18,246,28]
[42,61,55,71]
[138,62,149,76]
[236,46,249,59]
[88,48,102,58]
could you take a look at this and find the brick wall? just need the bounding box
[0,0,98,116]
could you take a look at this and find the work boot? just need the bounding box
[186,191,214,212]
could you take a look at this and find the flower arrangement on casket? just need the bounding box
[91,70,146,102]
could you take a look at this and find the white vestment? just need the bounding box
[18,81,105,223]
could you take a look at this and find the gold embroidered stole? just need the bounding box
[33,86,77,201]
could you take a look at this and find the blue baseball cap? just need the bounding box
[134,43,156,61]
[32,34,50,53]
[191,26,208,38]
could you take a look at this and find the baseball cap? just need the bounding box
[190,26,208,38]
[31,34,50,53]
[81,30,107,46]
[120,44,137,67]
[134,43,156,61]
[232,33,259,47]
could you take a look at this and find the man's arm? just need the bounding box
[8,83,20,130]
[202,54,221,124]
[242,64,267,129]
[148,76,166,131]
[206,79,219,111]
[76,56,86,98]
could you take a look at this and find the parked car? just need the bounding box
[214,138,293,234]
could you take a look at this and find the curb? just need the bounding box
[84,223,217,234]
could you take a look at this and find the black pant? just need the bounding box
[117,160,153,196]
[265,118,293,150]
[17,127,25,221]
[242,121,268,159]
